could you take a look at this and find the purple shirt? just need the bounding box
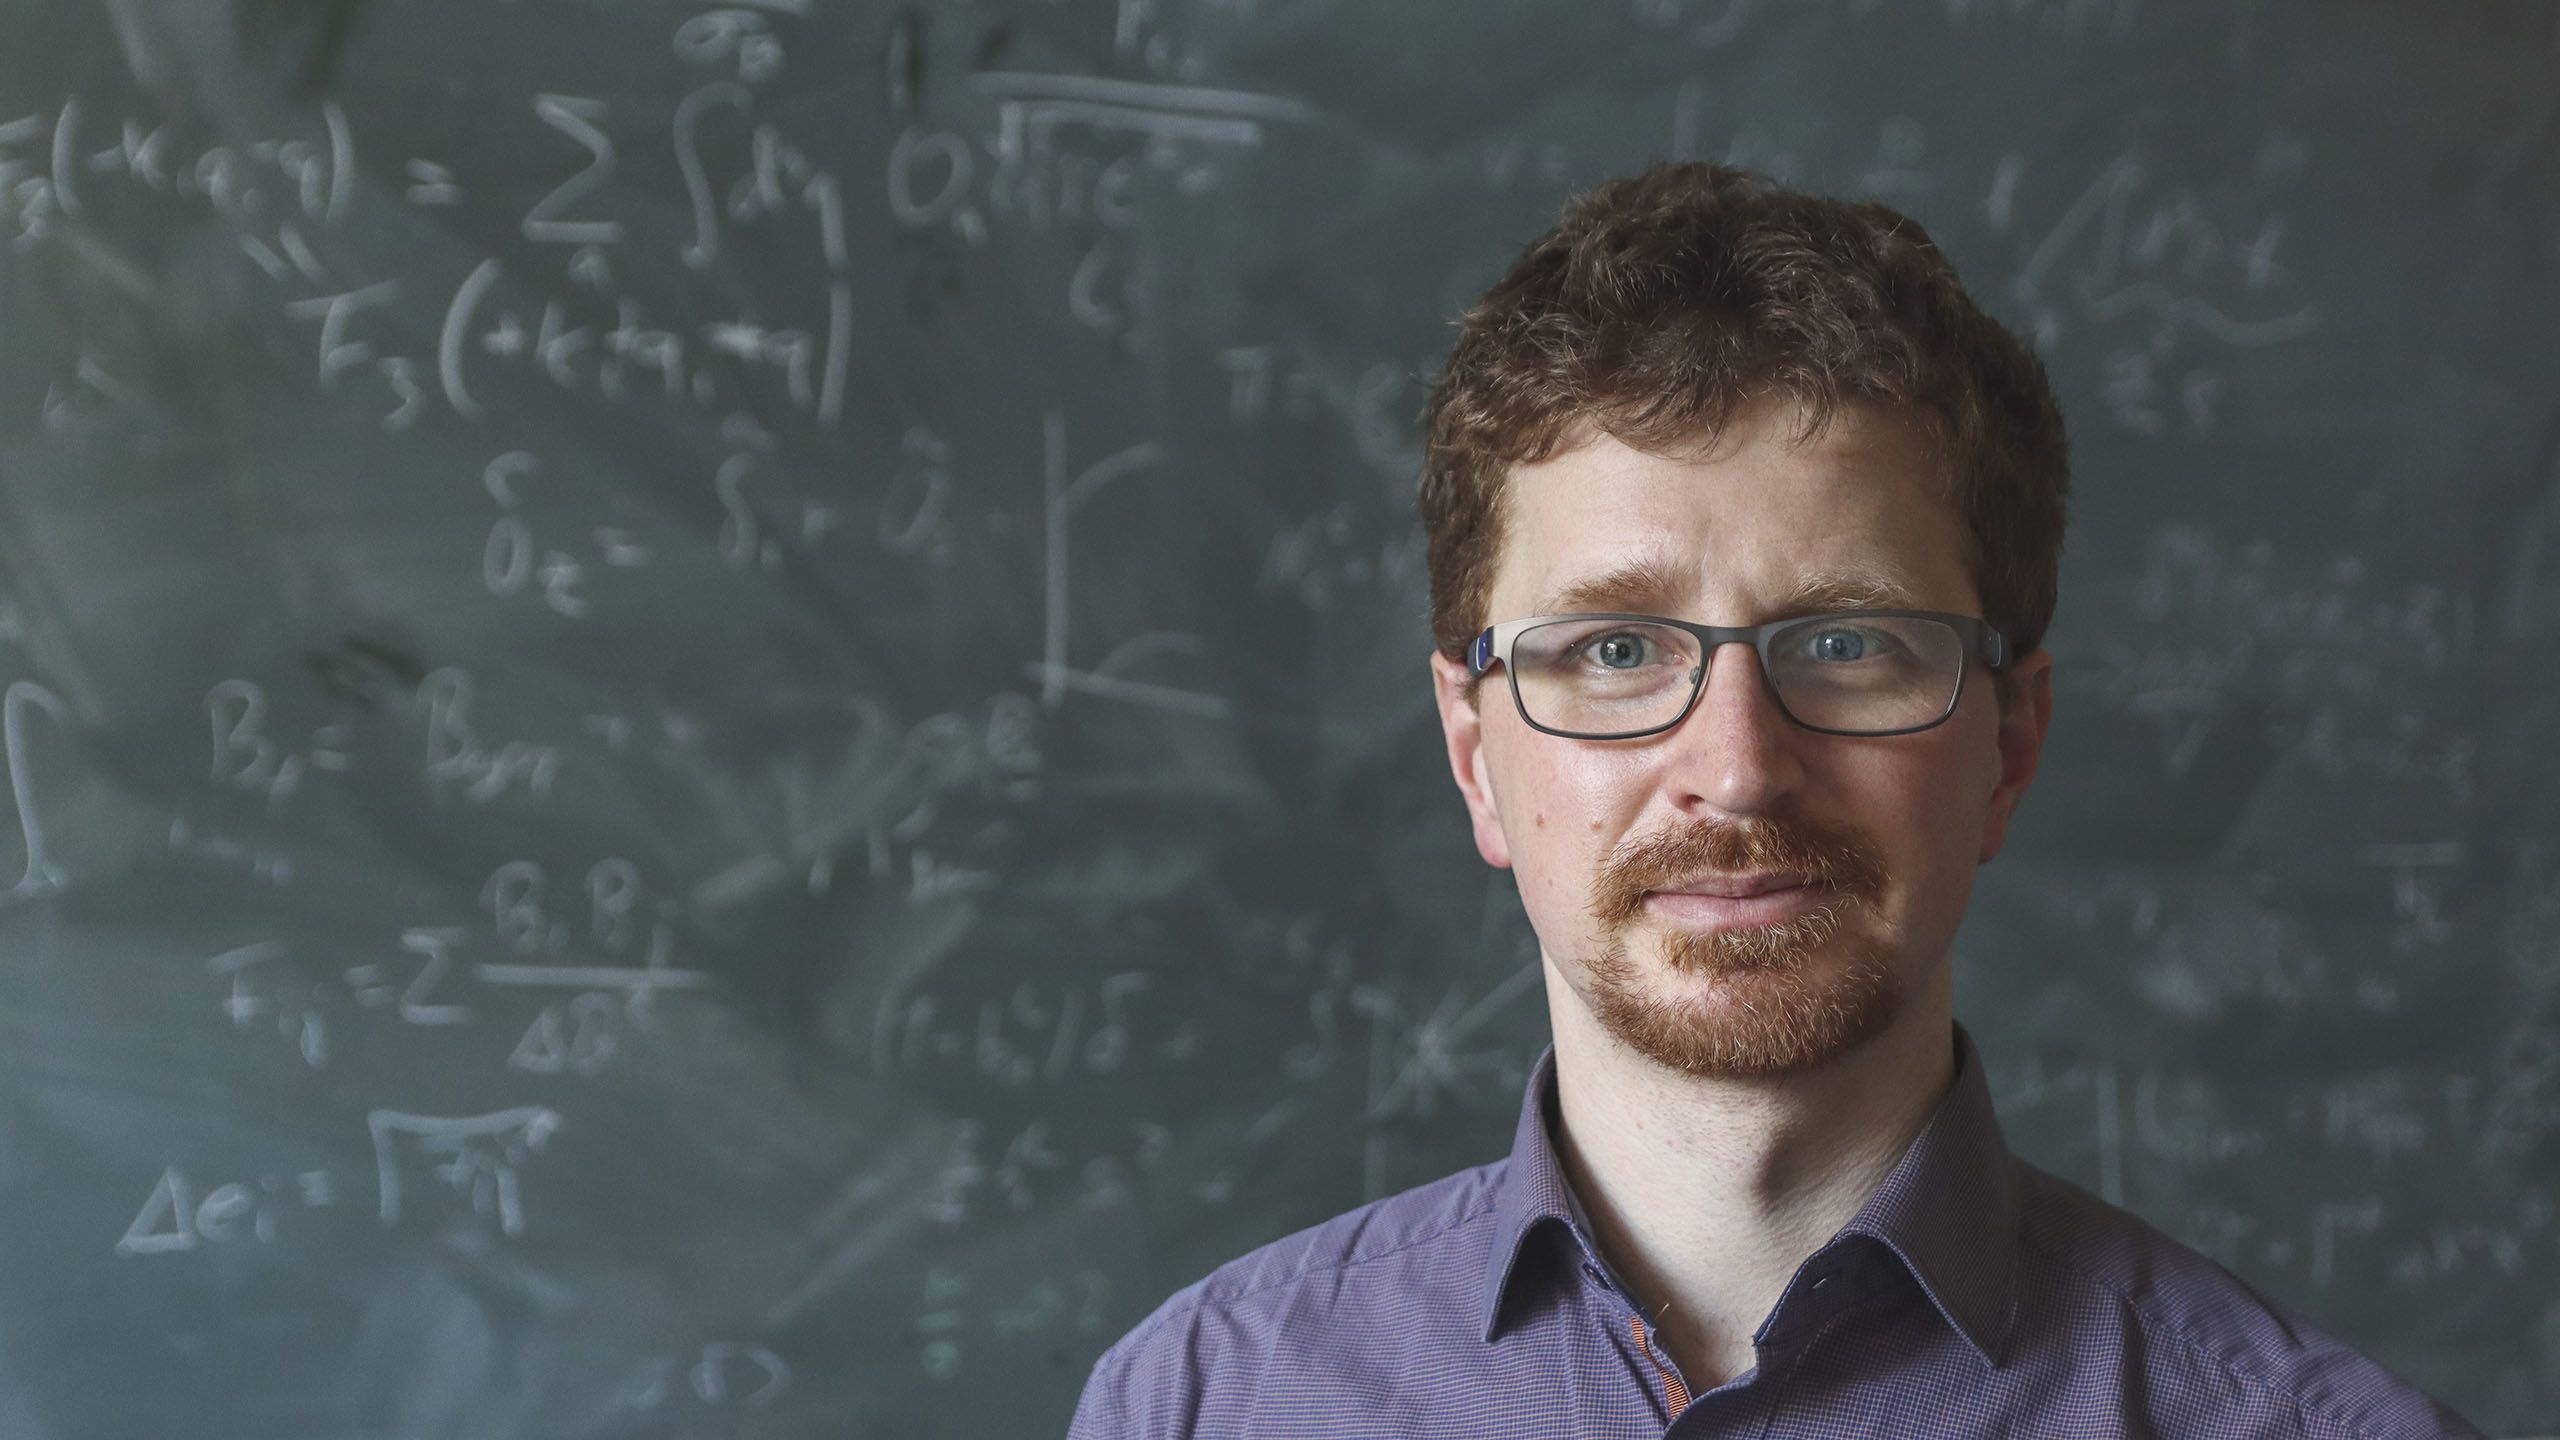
[1069,1027,2480,1438]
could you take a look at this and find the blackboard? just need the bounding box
[0,0,2553,1434]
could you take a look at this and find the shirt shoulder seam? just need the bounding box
[2016,1221,2394,1440]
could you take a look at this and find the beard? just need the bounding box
[1578,809,1900,1079]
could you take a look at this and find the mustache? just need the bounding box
[1591,810,1888,930]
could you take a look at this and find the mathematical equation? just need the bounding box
[116,1106,561,1255]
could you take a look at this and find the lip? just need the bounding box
[1641,875,1830,930]
[1650,872,1816,899]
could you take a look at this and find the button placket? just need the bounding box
[1628,1312,1691,1421]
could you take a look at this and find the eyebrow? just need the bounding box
[1532,555,1693,616]
[1530,557,1929,618]
[1774,572,1929,614]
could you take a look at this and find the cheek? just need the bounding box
[1857,741,1996,914]
[1505,761,1646,918]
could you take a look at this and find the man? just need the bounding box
[1068,163,2479,1437]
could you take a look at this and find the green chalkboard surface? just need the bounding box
[0,1,2553,1434]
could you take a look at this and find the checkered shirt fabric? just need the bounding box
[1068,1027,2482,1438]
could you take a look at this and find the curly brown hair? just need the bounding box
[1420,162,2069,703]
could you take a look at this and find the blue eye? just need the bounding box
[1591,633,1649,669]
[1806,627,1872,662]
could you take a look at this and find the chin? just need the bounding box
[1583,925,1905,1080]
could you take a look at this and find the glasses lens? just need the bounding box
[1511,619,1704,737]
[1764,614,1965,733]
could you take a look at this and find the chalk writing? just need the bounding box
[524,96,624,245]
[3,680,70,896]
[115,1164,336,1257]
[369,1107,565,1238]
[420,668,562,804]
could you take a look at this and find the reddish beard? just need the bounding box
[1580,810,1899,1078]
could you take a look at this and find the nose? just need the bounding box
[1659,640,1807,816]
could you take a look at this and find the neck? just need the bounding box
[1543,961,1957,1391]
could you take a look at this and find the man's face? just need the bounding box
[1429,401,2052,1080]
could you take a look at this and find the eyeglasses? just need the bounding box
[1467,610,2010,740]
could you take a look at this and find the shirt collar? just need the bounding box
[1477,1044,1594,1341]
[1477,1024,2021,1366]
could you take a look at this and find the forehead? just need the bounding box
[1491,404,1975,621]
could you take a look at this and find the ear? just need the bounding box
[1978,648,2054,864]
[1430,650,1513,870]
